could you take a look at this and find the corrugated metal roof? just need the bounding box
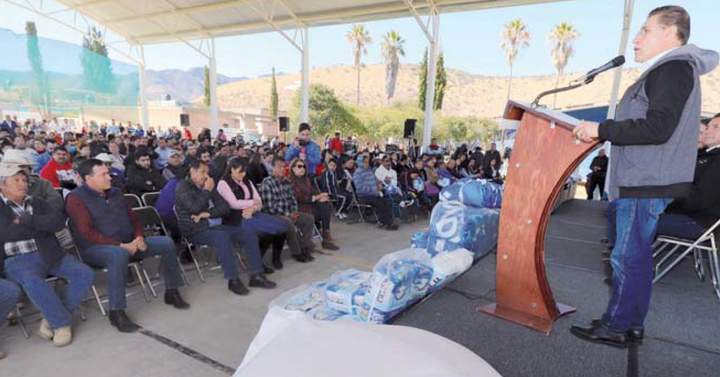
[56,0,569,44]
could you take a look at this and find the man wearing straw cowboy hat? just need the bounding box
[0,162,94,347]
[1,149,63,211]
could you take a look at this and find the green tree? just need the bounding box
[549,22,580,108]
[81,26,116,94]
[345,24,372,106]
[203,65,210,107]
[500,19,531,102]
[433,52,447,111]
[270,67,279,119]
[381,31,405,103]
[418,48,428,110]
[441,116,500,144]
[26,21,49,114]
[293,84,366,137]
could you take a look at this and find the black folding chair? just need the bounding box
[141,192,161,207]
[132,206,190,288]
[124,193,143,209]
[64,222,152,316]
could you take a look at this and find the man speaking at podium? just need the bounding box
[571,5,718,348]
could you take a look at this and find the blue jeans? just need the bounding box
[0,278,22,324]
[602,198,671,331]
[80,236,183,311]
[606,200,617,247]
[191,224,264,278]
[656,213,705,240]
[4,254,94,329]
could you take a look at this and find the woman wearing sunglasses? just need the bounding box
[287,158,340,251]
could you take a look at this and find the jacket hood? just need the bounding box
[648,44,719,76]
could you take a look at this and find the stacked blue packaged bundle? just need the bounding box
[425,201,500,259]
[439,178,503,209]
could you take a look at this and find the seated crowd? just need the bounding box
[0,116,509,358]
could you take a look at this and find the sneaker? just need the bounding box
[52,326,72,347]
[38,319,53,341]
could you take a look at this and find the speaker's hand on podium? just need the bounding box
[573,121,599,143]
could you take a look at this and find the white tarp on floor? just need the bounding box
[235,306,502,377]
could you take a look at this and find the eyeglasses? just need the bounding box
[294,165,306,169]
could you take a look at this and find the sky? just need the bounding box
[0,0,718,78]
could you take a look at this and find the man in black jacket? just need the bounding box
[586,149,608,200]
[0,163,94,347]
[657,114,720,238]
[175,160,275,295]
[126,151,166,196]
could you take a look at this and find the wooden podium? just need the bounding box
[478,101,599,334]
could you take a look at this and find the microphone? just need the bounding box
[574,55,626,84]
[531,55,625,108]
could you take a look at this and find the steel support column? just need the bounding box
[607,0,635,119]
[300,27,310,123]
[209,38,219,137]
[422,13,440,150]
[138,45,149,128]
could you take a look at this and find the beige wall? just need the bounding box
[81,105,269,138]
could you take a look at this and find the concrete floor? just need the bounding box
[1,219,428,377]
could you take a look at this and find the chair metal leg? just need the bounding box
[184,239,205,282]
[131,264,151,302]
[709,236,720,302]
[142,266,158,298]
[91,285,107,316]
[15,307,30,339]
[693,248,706,282]
[177,255,191,286]
[652,241,670,259]
[654,244,681,274]
[654,242,707,284]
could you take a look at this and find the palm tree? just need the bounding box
[346,24,372,106]
[381,30,405,103]
[549,22,579,108]
[500,19,531,103]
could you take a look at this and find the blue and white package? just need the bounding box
[410,231,429,249]
[439,178,503,209]
[429,249,474,291]
[307,306,350,321]
[359,249,434,323]
[324,269,372,314]
[282,281,328,313]
[426,200,500,259]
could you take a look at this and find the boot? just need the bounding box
[109,310,140,333]
[164,289,190,309]
[321,231,339,251]
[228,278,249,296]
[303,248,316,261]
[52,326,72,347]
[292,253,309,263]
[263,264,275,274]
[249,274,277,289]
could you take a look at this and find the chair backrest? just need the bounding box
[141,191,161,207]
[133,206,169,237]
[124,193,143,209]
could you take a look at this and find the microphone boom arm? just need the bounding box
[530,81,586,108]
